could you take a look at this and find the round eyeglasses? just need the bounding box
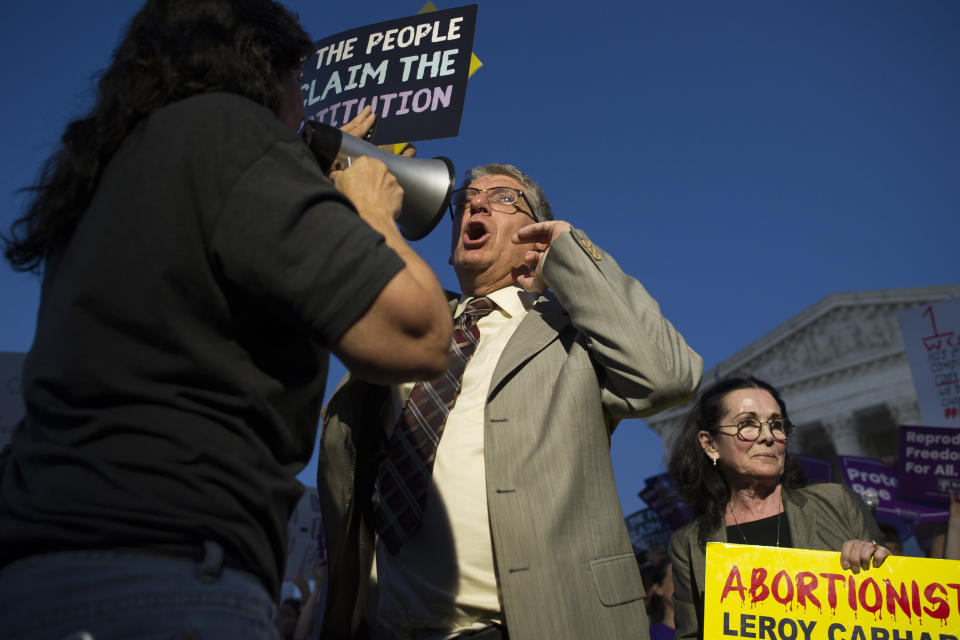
[448,186,539,221]
[712,417,793,442]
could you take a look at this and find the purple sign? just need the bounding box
[625,508,672,552]
[638,473,693,531]
[792,453,833,483]
[839,454,947,523]
[897,424,960,504]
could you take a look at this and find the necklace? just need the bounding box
[729,494,782,547]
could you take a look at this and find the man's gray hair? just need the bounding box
[466,164,553,222]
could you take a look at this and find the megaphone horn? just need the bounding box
[301,121,455,241]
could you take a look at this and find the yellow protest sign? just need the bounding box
[705,542,960,639]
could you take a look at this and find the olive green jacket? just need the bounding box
[668,483,884,640]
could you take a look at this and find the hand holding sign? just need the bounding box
[339,106,418,158]
[838,538,890,573]
[339,105,377,140]
[705,543,960,640]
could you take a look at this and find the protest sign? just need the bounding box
[898,425,960,504]
[625,508,673,552]
[300,5,478,145]
[0,351,26,450]
[839,454,947,523]
[792,454,834,483]
[705,542,960,639]
[639,472,693,531]
[283,487,326,582]
[897,298,960,427]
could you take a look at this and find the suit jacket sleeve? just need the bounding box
[789,483,884,551]
[541,228,703,419]
[840,483,885,543]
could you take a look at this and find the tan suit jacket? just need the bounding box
[318,229,703,639]
[668,483,884,640]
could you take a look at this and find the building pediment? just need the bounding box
[647,285,960,435]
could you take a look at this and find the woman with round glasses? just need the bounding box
[666,376,889,640]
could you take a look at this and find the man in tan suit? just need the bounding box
[318,163,703,639]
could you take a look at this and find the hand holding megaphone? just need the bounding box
[328,156,406,234]
[301,121,455,240]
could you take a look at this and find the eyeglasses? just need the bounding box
[713,417,794,442]
[448,187,539,222]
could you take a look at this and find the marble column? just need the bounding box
[821,411,863,457]
[888,395,922,427]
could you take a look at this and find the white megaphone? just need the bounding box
[301,121,455,240]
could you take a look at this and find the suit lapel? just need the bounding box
[694,521,727,598]
[783,487,815,547]
[487,294,569,398]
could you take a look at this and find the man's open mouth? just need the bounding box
[463,220,490,248]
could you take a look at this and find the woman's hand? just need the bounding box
[839,538,890,573]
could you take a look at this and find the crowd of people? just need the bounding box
[0,0,956,639]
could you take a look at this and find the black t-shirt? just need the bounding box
[0,93,404,597]
[726,512,794,548]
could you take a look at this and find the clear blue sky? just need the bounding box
[1,1,958,518]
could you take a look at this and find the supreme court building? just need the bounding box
[645,284,960,473]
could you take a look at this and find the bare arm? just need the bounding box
[293,561,326,640]
[330,156,451,383]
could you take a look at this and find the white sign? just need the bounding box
[0,352,26,449]
[897,298,960,427]
[284,486,326,582]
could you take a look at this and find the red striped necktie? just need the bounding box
[372,296,497,553]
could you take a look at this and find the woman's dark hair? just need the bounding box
[666,376,807,547]
[4,0,313,272]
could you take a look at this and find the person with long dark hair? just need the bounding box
[666,377,889,640]
[0,1,452,637]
